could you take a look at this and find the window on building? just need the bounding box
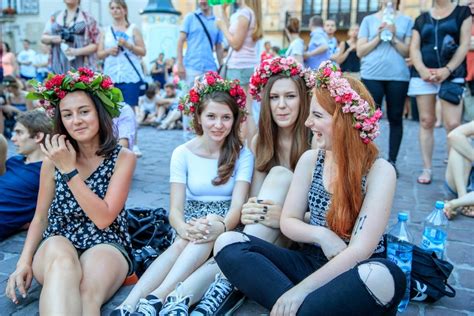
[357,0,378,23]
[327,0,352,29]
[302,0,323,28]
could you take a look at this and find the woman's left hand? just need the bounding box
[187,216,225,244]
[271,285,308,316]
[432,67,451,83]
[65,47,78,57]
[40,134,76,174]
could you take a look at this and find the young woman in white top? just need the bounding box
[285,17,305,64]
[111,72,253,316]
[216,0,263,144]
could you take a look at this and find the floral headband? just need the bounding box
[249,56,316,101]
[26,67,123,118]
[316,61,382,144]
[178,71,247,119]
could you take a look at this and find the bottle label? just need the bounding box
[387,242,412,273]
[421,227,446,258]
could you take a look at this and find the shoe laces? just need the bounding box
[159,283,191,316]
[136,297,162,316]
[195,274,233,314]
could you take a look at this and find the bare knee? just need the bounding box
[444,120,460,133]
[214,232,249,256]
[267,166,293,179]
[80,282,101,308]
[357,262,395,306]
[419,115,435,130]
[47,255,82,277]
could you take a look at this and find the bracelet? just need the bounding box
[445,65,453,74]
[217,220,226,232]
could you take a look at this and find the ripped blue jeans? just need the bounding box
[215,234,406,316]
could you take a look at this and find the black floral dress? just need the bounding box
[43,145,131,253]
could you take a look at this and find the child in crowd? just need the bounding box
[214,61,406,315]
[111,72,253,316]
[156,83,180,130]
[138,84,161,125]
[0,110,52,240]
[5,68,136,315]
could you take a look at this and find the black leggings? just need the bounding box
[215,234,406,316]
[362,79,409,163]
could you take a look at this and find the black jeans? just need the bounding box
[362,79,409,163]
[215,234,406,316]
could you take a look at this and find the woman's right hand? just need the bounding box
[51,36,62,45]
[419,67,435,82]
[241,197,282,228]
[5,263,33,304]
[108,46,119,57]
[318,229,348,260]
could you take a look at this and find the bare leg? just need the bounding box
[80,244,128,316]
[244,166,293,243]
[441,99,463,135]
[119,238,189,308]
[445,149,471,197]
[0,110,5,137]
[416,94,437,182]
[149,241,214,299]
[435,99,443,127]
[32,236,82,316]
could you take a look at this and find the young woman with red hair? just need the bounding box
[214,61,407,315]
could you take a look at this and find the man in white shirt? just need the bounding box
[17,39,37,80]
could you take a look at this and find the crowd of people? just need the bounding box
[0,0,473,315]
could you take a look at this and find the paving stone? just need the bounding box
[424,306,469,316]
[446,242,474,267]
[430,289,474,312]
[456,269,474,289]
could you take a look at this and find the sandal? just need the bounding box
[460,205,474,218]
[417,168,432,184]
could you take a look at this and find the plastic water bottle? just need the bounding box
[387,212,413,312]
[380,1,395,42]
[421,201,448,259]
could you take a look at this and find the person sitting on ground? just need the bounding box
[111,72,253,316]
[156,83,180,130]
[214,61,407,315]
[114,103,137,150]
[444,120,474,219]
[1,76,34,137]
[189,56,315,316]
[138,83,160,125]
[5,68,136,315]
[0,110,52,241]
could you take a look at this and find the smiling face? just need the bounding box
[305,95,333,149]
[11,123,39,156]
[58,91,100,143]
[198,100,235,143]
[268,78,301,129]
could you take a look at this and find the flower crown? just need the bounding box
[178,71,247,119]
[249,56,316,101]
[26,67,123,118]
[316,61,382,144]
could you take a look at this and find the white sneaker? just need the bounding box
[133,145,143,158]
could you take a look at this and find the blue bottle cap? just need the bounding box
[435,201,445,209]
[398,212,408,221]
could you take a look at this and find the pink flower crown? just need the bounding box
[316,61,382,144]
[178,71,247,119]
[249,56,316,101]
[26,67,123,118]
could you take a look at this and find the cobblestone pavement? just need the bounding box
[0,119,473,315]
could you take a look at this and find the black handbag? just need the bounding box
[110,27,148,97]
[410,245,456,302]
[438,81,464,105]
[127,207,175,276]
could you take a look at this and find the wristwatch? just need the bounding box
[61,169,79,183]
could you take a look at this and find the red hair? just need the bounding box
[315,76,379,238]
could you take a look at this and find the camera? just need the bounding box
[132,245,159,276]
[60,28,75,43]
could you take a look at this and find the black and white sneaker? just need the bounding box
[190,274,245,316]
[110,304,134,316]
[130,295,163,316]
[159,283,191,316]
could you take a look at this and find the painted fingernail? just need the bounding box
[205,230,210,234]
[263,206,268,210]
[254,220,259,223]
[203,236,208,240]
[257,199,263,203]
[260,216,265,220]
[263,208,267,213]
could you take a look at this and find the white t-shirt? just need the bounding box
[170,144,254,202]
[17,49,37,78]
[139,95,158,114]
[286,38,305,58]
[34,53,49,74]
[227,7,257,69]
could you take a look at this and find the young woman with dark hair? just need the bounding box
[285,18,304,64]
[112,72,253,316]
[5,68,136,315]
[214,62,406,315]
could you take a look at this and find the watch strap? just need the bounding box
[62,169,79,183]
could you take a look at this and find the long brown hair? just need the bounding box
[315,76,379,238]
[245,0,263,42]
[256,74,311,173]
[193,91,243,185]
[55,91,117,157]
